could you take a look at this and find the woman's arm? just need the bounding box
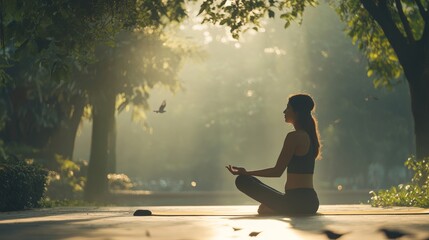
[227,133,296,177]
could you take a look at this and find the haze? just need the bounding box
[73,3,413,194]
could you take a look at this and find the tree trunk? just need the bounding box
[84,91,116,202]
[408,67,429,160]
[44,98,85,167]
[360,0,429,161]
[107,115,117,173]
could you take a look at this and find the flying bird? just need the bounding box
[321,229,348,239]
[378,228,413,239]
[154,100,166,113]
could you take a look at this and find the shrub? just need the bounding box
[108,173,133,190]
[0,154,48,211]
[370,156,429,207]
[45,155,86,200]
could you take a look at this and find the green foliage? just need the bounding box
[0,151,48,211]
[45,155,86,200]
[370,156,429,207]
[199,0,317,38]
[330,0,408,89]
[0,0,197,141]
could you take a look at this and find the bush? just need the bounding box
[370,156,429,207]
[0,154,48,211]
[108,173,133,190]
[45,155,86,200]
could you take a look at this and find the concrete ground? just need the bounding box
[1,205,429,240]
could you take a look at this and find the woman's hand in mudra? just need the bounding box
[226,165,247,175]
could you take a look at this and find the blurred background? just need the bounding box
[70,4,413,201]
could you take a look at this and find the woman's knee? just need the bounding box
[235,175,253,190]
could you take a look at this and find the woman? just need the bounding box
[226,94,321,215]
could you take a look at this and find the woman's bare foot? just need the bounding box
[257,204,276,215]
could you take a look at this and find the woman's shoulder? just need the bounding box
[288,130,310,142]
[288,130,308,136]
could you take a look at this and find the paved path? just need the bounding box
[1,205,428,240]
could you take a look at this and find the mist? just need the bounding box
[73,3,413,196]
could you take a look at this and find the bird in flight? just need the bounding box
[154,100,167,113]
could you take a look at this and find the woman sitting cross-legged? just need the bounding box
[226,94,321,215]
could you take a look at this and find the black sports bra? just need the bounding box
[287,142,315,174]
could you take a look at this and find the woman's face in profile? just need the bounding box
[283,104,295,123]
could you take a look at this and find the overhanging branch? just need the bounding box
[360,0,379,19]
[360,0,409,62]
[413,0,429,43]
[395,0,415,42]
[414,0,428,20]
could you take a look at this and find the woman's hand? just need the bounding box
[226,165,247,175]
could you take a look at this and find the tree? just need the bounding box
[78,0,199,201]
[0,0,198,201]
[199,0,429,160]
[83,29,199,201]
[0,39,87,168]
[0,0,128,164]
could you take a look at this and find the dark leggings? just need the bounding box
[235,175,319,215]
